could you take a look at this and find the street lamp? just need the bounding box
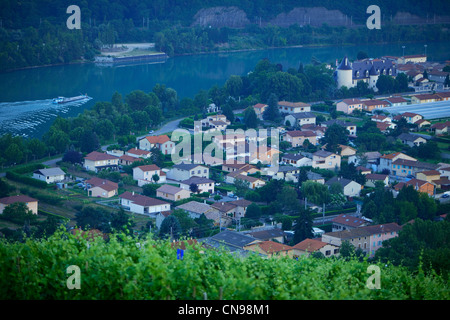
[424,44,427,57]
[402,46,405,57]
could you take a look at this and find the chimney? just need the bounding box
[132,191,135,196]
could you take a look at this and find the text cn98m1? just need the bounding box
[222,304,269,316]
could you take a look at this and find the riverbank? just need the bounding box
[0,38,438,74]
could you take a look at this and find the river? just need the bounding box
[1,41,449,139]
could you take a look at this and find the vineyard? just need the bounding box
[1,229,448,300]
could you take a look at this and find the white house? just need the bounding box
[32,167,65,184]
[284,112,316,128]
[83,151,119,172]
[312,150,341,170]
[325,176,361,197]
[119,191,170,216]
[278,101,311,114]
[179,176,215,194]
[281,153,312,167]
[133,164,166,187]
[166,163,209,181]
[139,135,175,155]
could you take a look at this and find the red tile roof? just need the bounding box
[85,151,119,161]
[0,195,38,205]
[144,135,170,144]
[293,238,328,252]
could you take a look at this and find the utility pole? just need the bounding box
[322,203,325,224]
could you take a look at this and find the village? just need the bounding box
[1,52,450,261]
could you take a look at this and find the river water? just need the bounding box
[0,41,449,138]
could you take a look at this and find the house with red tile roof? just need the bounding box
[139,135,175,155]
[431,121,450,135]
[133,164,166,186]
[126,148,151,159]
[292,238,340,258]
[379,152,416,173]
[362,99,390,112]
[331,214,369,232]
[85,177,118,198]
[336,98,363,114]
[119,191,170,215]
[83,151,119,172]
[394,178,435,196]
[322,223,402,257]
[244,240,294,258]
[0,195,38,215]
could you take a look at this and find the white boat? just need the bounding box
[52,94,90,104]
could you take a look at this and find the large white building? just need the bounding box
[335,56,397,92]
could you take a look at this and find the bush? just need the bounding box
[6,171,48,189]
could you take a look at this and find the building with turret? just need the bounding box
[335,56,397,92]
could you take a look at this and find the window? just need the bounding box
[378,241,382,246]
[325,250,331,256]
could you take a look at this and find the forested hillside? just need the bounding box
[1,0,450,28]
[1,0,450,72]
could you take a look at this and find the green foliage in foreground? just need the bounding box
[1,229,449,300]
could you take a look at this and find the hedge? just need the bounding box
[5,171,48,189]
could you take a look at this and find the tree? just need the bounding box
[75,206,111,233]
[262,93,281,122]
[245,203,261,219]
[322,124,348,153]
[357,51,369,60]
[4,143,23,165]
[258,179,285,204]
[276,185,300,215]
[376,75,396,94]
[293,207,314,244]
[172,209,197,237]
[301,181,331,205]
[27,138,47,160]
[126,90,151,111]
[150,147,164,167]
[159,215,182,240]
[110,208,134,233]
[62,150,83,164]
[1,202,37,225]
[444,74,450,88]
[375,219,450,278]
[193,213,215,238]
[222,103,235,124]
[189,183,199,194]
[243,106,258,129]
[142,183,160,197]
[234,178,250,197]
[225,75,243,98]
